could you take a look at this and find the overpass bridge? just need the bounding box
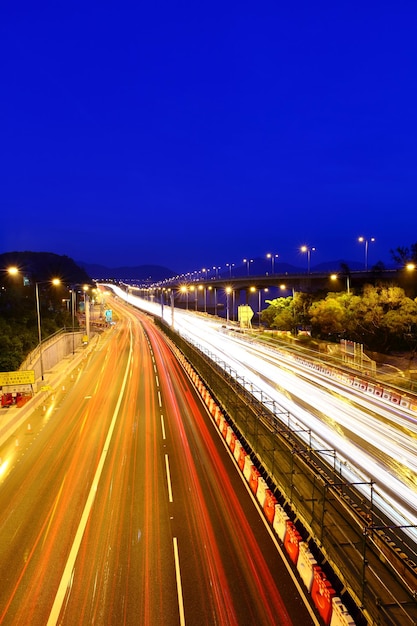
[119,266,415,320]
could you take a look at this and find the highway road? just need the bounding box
[0,299,318,625]
[109,286,417,550]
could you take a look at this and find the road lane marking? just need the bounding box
[46,322,134,626]
[173,537,185,626]
[160,414,166,440]
[165,454,173,502]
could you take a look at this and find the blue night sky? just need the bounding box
[1,1,416,274]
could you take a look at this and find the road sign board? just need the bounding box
[0,370,35,386]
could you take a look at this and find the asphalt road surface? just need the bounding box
[0,300,319,625]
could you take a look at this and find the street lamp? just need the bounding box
[300,246,315,274]
[225,286,232,323]
[35,278,61,380]
[358,236,375,271]
[226,263,235,278]
[180,285,188,310]
[266,253,279,275]
[250,286,268,328]
[243,258,253,276]
[330,273,350,294]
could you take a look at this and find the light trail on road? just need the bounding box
[0,292,318,625]
[109,286,417,545]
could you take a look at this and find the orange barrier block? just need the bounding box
[221,419,228,439]
[248,465,261,495]
[263,490,277,525]
[283,520,302,565]
[225,425,233,447]
[228,431,237,454]
[237,445,247,471]
[310,565,336,626]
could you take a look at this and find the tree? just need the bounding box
[390,243,417,266]
[309,293,348,337]
[261,297,294,331]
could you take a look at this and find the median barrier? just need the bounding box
[211,403,220,420]
[390,392,401,405]
[248,465,261,495]
[329,597,356,626]
[225,425,233,447]
[233,439,242,463]
[242,453,252,480]
[410,400,417,413]
[400,396,410,409]
[263,490,277,525]
[310,565,336,626]
[283,520,303,565]
[214,407,222,426]
[353,378,367,391]
[255,475,268,507]
[296,541,317,592]
[218,413,225,434]
[366,383,375,394]
[373,385,383,397]
[272,504,290,542]
[228,431,237,454]
[221,419,228,439]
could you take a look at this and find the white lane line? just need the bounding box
[173,537,185,626]
[47,324,134,626]
[165,454,173,502]
[158,390,162,408]
[160,414,166,440]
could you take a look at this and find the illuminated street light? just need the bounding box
[36,278,61,380]
[225,286,232,323]
[300,245,316,274]
[180,285,189,310]
[250,286,268,328]
[266,253,279,275]
[243,258,253,276]
[226,263,235,278]
[7,266,19,277]
[358,236,375,271]
[330,273,350,294]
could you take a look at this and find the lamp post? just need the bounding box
[250,286,267,328]
[266,253,279,275]
[243,258,253,276]
[35,278,60,380]
[225,286,232,324]
[330,273,350,294]
[358,236,375,271]
[226,263,235,278]
[301,246,315,274]
[180,285,188,310]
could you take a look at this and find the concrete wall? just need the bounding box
[20,330,86,382]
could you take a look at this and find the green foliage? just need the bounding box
[262,284,417,353]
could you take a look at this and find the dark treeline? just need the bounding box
[0,252,92,371]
